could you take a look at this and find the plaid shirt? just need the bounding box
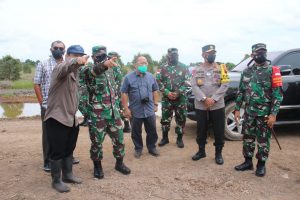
[34,57,60,107]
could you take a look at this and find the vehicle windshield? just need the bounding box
[231,51,284,72]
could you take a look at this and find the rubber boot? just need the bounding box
[123,120,131,133]
[234,157,253,171]
[115,158,131,175]
[62,156,82,184]
[93,161,104,179]
[50,159,70,193]
[176,134,184,148]
[192,145,206,161]
[255,160,266,177]
[215,146,224,165]
[158,131,169,147]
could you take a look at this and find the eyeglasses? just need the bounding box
[53,47,64,51]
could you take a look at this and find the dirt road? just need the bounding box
[0,118,299,200]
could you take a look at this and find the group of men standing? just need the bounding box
[34,41,283,193]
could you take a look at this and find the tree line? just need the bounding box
[0,54,244,81]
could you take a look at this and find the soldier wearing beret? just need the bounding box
[191,44,230,165]
[156,48,190,148]
[234,43,283,177]
[78,45,131,180]
[108,51,132,133]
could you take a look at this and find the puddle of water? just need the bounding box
[0,103,162,118]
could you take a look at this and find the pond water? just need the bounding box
[0,103,162,118]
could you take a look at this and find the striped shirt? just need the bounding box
[34,57,60,108]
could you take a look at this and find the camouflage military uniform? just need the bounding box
[235,63,283,162]
[156,62,189,136]
[79,63,125,161]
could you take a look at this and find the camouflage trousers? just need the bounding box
[88,116,125,161]
[160,97,187,135]
[242,113,271,162]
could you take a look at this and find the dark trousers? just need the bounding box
[45,118,79,161]
[131,115,158,152]
[196,108,225,148]
[41,107,49,163]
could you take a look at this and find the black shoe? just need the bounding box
[72,156,80,165]
[158,131,169,147]
[134,151,142,159]
[255,161,266,177]
[215,146,224,165]
[93,161,104,179]
[192,151,206,161]
[123,120,131,133]
[235,158,253,171]
[43,161,51,172]
[148,148,160,157]
[176,135,184,148]
[115,158,131,175]
[50,159,70,193]
[62,156,82,184]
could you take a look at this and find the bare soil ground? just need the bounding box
[0,118,299,200]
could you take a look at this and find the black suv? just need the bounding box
[187,48,300,140]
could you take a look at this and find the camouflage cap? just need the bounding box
[168,48,178,54]
[202,44,216,53]
[252,43,267,52]
[92,45,107,55]
[108,51,120,57]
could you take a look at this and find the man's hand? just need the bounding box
[204,98,215,108]
[267,114,276,128]
[154,104,158,112]
[77,55,89,65]
[234,110,240,124]
[103,59,118,68]
[167,92,178,100]
[124,108,132,119]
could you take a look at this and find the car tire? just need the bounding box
[224,101,244,141]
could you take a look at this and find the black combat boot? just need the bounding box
[72,156,80,165]
[234,157,253,171]
[123,120,131,133]
[158,131,169,147]
[93,161,104,179]
[215,146,224,165]
[255,160,266,177]
[176,134,184,148]
[50,159,70,193]
[62,155,82,184]
[192,145,206,161]
[115,158,131,175]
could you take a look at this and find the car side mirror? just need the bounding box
[279,65,292,76]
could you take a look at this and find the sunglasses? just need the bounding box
[53,47,65,51]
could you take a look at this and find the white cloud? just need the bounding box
[0,0,299,65]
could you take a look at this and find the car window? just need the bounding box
[276,52,300,75]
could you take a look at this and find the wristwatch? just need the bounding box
[154,103,158,106]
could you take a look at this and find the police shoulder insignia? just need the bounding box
[220,64,230,84]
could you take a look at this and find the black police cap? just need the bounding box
[202,44,216,53]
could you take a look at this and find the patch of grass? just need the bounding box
[11,80,34,89]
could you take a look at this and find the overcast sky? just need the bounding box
[0,0,300,65]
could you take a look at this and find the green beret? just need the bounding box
[92,45,106,55]
[252,43,267,52]
[168,48,178,54]
[202,44,216,53]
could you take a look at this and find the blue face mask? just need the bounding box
[137,65,148,74]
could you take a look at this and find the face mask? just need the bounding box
[169,53,178,65]
[51,49,65,60]
[254,53,267,65]
[137,65,148,74]
[206,54,216,64]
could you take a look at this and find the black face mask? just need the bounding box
[206,54,216,63]
[254,53,267,65]
[169,53,178,65]
[51,49,65,60]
